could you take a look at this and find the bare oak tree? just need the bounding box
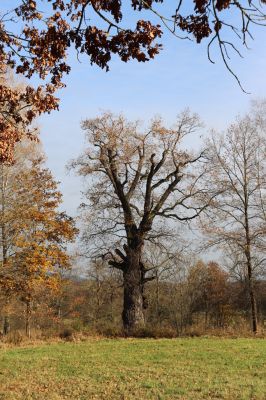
[71,111,211,334]
[201,107,266,333]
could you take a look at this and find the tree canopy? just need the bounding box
[1,1,266,162]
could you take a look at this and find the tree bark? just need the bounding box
[122,247,145,335]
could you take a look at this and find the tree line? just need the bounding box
[2,258,266,339]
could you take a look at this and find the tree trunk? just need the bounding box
[57,300,62,319]
[155,273,160,323]
[3,315,10,335]
[241,150,258,334]
[246,261,258,334]
[122,247,145,335]
[244,193,258,334]
[25,300,32,339]
[1,165,10,337]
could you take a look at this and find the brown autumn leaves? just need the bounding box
[0,141,77,337]
[1,1,266,162]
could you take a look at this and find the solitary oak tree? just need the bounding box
[71,111,213,334]
[1,1,266,162]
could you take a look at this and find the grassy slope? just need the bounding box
[0,338,265,400]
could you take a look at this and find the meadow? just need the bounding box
[0,337,265,399]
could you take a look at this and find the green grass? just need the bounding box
[0,338,265,399]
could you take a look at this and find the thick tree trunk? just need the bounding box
[122,247,145,335]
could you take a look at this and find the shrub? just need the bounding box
[59,328,74,341]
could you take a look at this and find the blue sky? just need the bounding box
[29,6,266,217]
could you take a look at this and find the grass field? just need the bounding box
[0,338,265,399]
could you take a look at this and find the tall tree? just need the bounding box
[201,107,266,333]
[0,140,42,333]
[0,142,77,337]
[71,111,211,335]
[1,1,266,161]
